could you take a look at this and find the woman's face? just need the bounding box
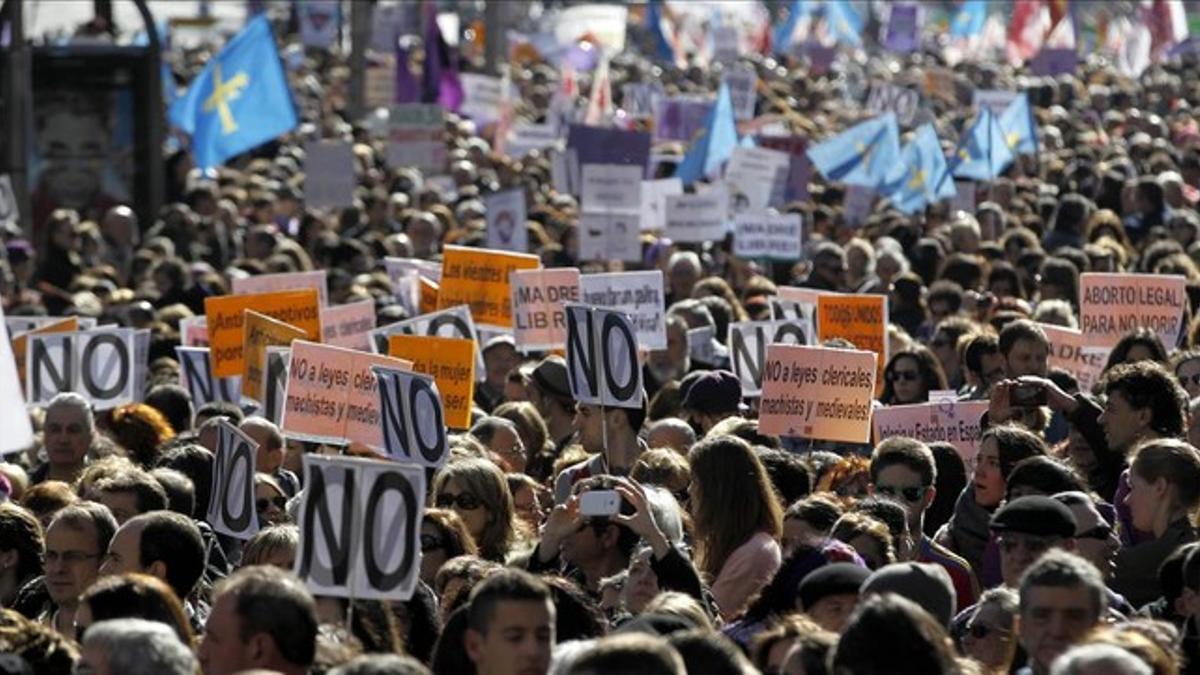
[436,478,489,540]
[961,603,1014,669]
[419,522,449,585]
[255,482,288,526]
[1177,358,1200,399]
[973,437,1006,508]
[1125,470,1161,534]
[624,549,660,614]
[1066,429,1097,476]
[889,356,925,404]
[512,484,544,530]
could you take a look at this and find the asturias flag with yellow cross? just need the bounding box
[169,16,298,170]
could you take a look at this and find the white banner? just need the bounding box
[578,271,667,350]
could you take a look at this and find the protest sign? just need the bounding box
[883,3,920,53]
[665,192,729,243]
[843,185,876,226]
[1079,273,1187,350]
[320,300,376,352]
[387,335,476,430]
[725,146,789,212]
[622,82,664,119]
[369,305,484,379]
[688,326,728,368]
[581,164,642,214]
[383,257,442,283]
[299,0,339,47]
[579,212,642,263]
[865,83,920,126]
[206,289,322,378]
[12,317,78,394]
[263,347,290,425]
[383,257,438,317]
[304,141,356,210]
[511,268,581,351]
[1041,324,1107,393]
[640,178,683,232]
[1029,48,1077,76]
[578,271,667,350]
[242,310,307,403]
[817,293,888,390]
[974,89,1019,114]
[295,455,425,601]
[176,347,241,411]
[459,73,514,124]
[0,306,33,455]
[872,400,989,464]
[179,316,208,347]
[654,96,712,142]
[373,365,450,468]
[757,135,811,203]
[484,189,528,252]
[281,341,413,450]
[437,245,541,330]
[758,345,879,443]
[27,329,139,409]
[711,23,739,64]
[729,319,815,397]
[555,4,627,52]
[233,270,329,307]
[6,315,94,336]
[506,122,560,158]
[566,124,651,169]
[207,419,261,540]
[565,304,643,409]
[722,64,758,121]
[386,104,446,173]
[734,213,803,260]
[0,175,15,227]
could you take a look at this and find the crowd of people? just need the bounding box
[4,2,1200,675]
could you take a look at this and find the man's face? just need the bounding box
[980,352,1007,390]
[871,464,933,536]
[1019,585,1099,674]
[99,519,145,579]
[1098,390,1150,454]
[669,261,699,300]
[242,424,284,475]
[930,331,959,377]
[560,520,607,567]
[815,253,847,287]
[803,593,859,634]
[43,521,103,607]
[998,532,1064,588]
[1005,338,1049,378]
[1067,502,1120,581]
[95,490,140,525]
[199,592,257,675]
[44,404,93,467]
[573,404,607,454]
[485,345,520,393]
[465,599,555,675]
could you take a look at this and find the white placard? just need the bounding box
[734,212,804,260]
[665,192,729,243]
[304,141,356,210]
[0,175,16,226]
[565,304,644,409]
[320,300,376,352]
[232,270,330,307]
[728,319,815,397]
[176,347,242,411]
[578,271,666,350]
[484,189,528,252]
[207,419,261,540]
[640,178,683,232]
[581,164,643,214]
[373,366,449,468]
[0,305,34,455]
[27,330,139,410]
[579,212,642,263]
[725,146,790,212]
[865,83,920,126]
[722,64,759,121]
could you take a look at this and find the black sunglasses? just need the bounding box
[420,533,445,552]
[875,484,926,503]
[256,496,287,512]
[436,492,483,510]
[966,622,1010,640]
[1077,524,1113,540]
[1179,373,1200,388]
[889,370,920,382]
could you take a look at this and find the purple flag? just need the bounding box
[395,43,420,104]
[884,5,920,54]
[422,7,463,111]
[1028,48,1077,76]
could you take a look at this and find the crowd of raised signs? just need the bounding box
[8,2,1200,675]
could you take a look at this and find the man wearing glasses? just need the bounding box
[41,502,116,636]
[869,437,980,610]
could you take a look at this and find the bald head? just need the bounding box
[240,416,284,474]
[645,418,696,454]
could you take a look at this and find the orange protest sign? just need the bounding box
[758,344,878,443]
[205,289,322,378]
[281,340,412,450]
[436,245,540,329]
[1041,323,1108,392]
[388,334,476,430]
[1079,273,1187,350]
[242,310,307,402]
[420,277,439,315]
[817,293,887,391]
[12,317,78,394]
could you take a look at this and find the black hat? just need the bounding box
[529,356,571,401]
[797,562,871,610]
[989,495,1078,538]
[681,370,744,415]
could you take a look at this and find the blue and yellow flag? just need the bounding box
[825,0,863,47]
[949,0,988,38]
[949,108,1013,182]
[807,113,901,188]
[999,92,1038,155]
[169,16,298,170]
[882,124,956,214]
[675,82,738,186]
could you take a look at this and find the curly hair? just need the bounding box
[0,608,78,675]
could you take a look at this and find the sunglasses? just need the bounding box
[435,492,483,510]
[256,496,287,512]
[1178,373,1200,388]
[875,484,926,502]
[889,370,920,382]
[997,535,1056,555]
[1077,524,1113,540]
[966,622,1010,640]
[420,533,445,552]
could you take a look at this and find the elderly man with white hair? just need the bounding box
[32,392,96,485]
[667,250,702,304]
[79,618,198,675]
[1049,643,1151,675]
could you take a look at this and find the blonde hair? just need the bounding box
[432,458,521,562]
[642,591,713,631]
